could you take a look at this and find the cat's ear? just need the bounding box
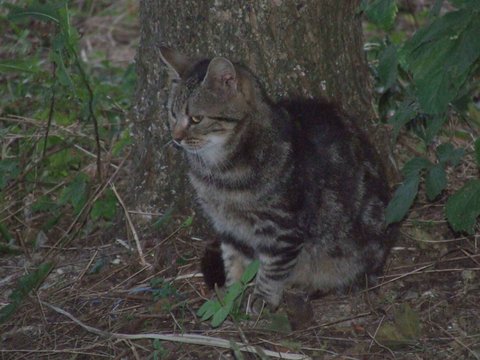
[159,46,192,79]
[202,57,237,96]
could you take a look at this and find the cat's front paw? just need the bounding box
[247,290,281,315]
[247,294,266,315]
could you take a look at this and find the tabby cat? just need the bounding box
[159,47,394,311]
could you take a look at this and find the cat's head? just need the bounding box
[159,47,254,163]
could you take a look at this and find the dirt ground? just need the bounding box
[1,1,479,359]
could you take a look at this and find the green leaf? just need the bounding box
[0,243,23,255]
[450,0,480,9]
[263,313,292,333]
[223,282,244,305]
[31,196,58,213]
[474,138,480,167]
[376,323,412,348]
[211,305,230,327]
[424,114,447,144]
[401,157,431,178]
[88,257,107,274]
[197,300,221,321]
[6,2,60,24]
[429,0,445,17]
[387,100,416,141]
[0,59,39,74]
[436,143,465,167]
[364,0,398,30]
[112,129,133,156]
[241,260,260,284]
[425,164,447,201]
[0,159,20,190]
[152,207,174,230]
[394,303,421,340]
[51,35,76,95]
[446,180,480,234]
[375,303,420,348]
[181,216,193,228]
[401,8,480,114]
[59,173,89,215]
[377,44,398,91]
[0,262,54,323]
[386,174,420,224]
[0,222,14,243]
[230,340,246,360]
[91,189,117,221]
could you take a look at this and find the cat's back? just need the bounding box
[280,99,390,242]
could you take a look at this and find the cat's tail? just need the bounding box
[200,239,226,289]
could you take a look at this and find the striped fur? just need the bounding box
[160,47,394,309]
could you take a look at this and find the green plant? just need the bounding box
[150,277,179,302]
[197,259,259,328]
[0,1,135,322]
[152,339,170,360]
[0,262,54,323]
[363,0,480,233]
[0,1,135,242]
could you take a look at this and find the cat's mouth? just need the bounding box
[176,138,208,153]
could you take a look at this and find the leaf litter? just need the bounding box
[1,1,479,359]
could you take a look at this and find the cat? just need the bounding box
[159,46,395,311]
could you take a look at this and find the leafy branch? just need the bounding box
[364,0,480,233]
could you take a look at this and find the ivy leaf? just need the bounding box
[446,180,480,234]
[364,0,398,30]
[377,44,398,91]
[386,174,420,225]
[425,164,447,201]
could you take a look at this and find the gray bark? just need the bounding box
[130,0,396,231]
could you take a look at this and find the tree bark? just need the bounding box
[130,0,396,230]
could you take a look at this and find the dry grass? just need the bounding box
[1,159,479,359]
[1,2,479,359]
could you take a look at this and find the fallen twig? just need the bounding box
[110,182,150,268]
[41,301,311,360]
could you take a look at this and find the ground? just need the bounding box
[1,1,479,359]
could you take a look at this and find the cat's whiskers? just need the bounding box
[163,139,174,148]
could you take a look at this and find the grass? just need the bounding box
[1,1,479,359]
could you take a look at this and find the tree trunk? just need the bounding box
[130,0,396,231]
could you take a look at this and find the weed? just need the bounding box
[0,0,135,322]
[364,0,480,232]
[197,259,259,328]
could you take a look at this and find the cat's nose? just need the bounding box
[172,127,186,142]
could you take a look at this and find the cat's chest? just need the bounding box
[189,174,261,239]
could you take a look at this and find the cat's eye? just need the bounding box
[190,116,203,124]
